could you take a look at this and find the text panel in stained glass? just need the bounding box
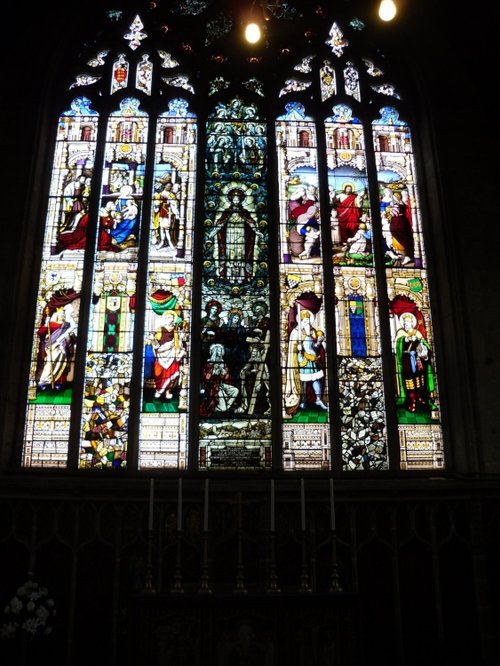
[139,99,197,469]
[199,98,271,470]
[23,97,99,467]
[325,103,388,470]
[372,107,443,470]
[276,102,330,471]
[79,98,148,469]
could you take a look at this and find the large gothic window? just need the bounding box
[21,7,443,472]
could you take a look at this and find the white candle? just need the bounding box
[300,478,306,531]
[148,479,154,531]
[329,478,336,531]
[270,479,275,532]
[177,478,183,531]
[204,479,209,531]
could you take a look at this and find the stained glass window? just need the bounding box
[22,10,444,473]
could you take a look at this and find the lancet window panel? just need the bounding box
[199,98,272,471]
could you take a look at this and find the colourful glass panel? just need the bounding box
[79,98,149,469]
[139,98,197,469]
[344,62,361,102]
[372,107,443,470]
[325,22,348,57]
[124,15,147,51]
[279,79,312,97]
[161,75,195,94]
[320,60,336,101]
[136,54,153,95]
[111,54,129,94]
[199,97,271,470]
[276,102,330,471]
[23,97,99,467]
[294,56,314,74]
[326,104,388,470]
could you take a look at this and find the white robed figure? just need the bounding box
[284,305,328,415]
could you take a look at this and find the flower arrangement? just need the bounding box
[1,578,56,640]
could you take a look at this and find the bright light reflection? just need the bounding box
[245,22,261,43]
[378,0,397,21]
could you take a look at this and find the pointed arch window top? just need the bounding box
[374,106,406,126]
[124,15,147,50]
[326,103,360,123]
[277,102,313,121]
[111,97,148,117]
[64,97,98,116]
[326,22,348,57]
[161,98,196,118]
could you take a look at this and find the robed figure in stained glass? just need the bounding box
[36,290,79,392]
[394,312,435,415]
[284,294,328,416]
[208,188,264,283]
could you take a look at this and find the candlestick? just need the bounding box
[329,478,336,531]
[177,478,183,531]
[148,478,154,531]
[300,478,306,531]
[270,479,275,532]
[204,478,209,531]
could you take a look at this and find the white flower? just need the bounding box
[10,597,23,614]
[0,621,17,639]
[36,606,49,621]
[22,618,40,635]
[1,578,56,640]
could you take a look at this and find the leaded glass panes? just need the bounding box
[23,97,99,467]
[276,103,330,471]
[372,107,443,470]
[21,11,445,474]
[138,99,197,470]
[325,104,388,470]
[320,60,336,101]
[79,97,148,469]
[199,98,271,470]
[343,62,361,101]
[111,54,129,93]
[136,54,153,95]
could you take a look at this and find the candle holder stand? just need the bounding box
[198,530,212,594]
[266,531,280,593]
[329,529,343,593]
[171,530,184,594]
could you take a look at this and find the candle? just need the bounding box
[204,479,209,531]
[300,478,306,531]
[329,478,336,531]
[148,478,154,531]
[177,478,183,531]
[270,479,275,532]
